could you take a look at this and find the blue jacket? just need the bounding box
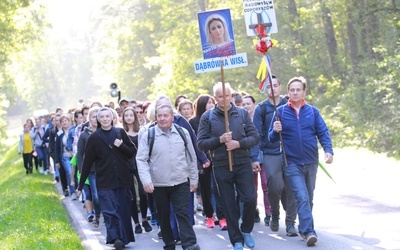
[268,101,333,166]
[250,97,287,162]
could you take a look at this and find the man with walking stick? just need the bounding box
[197,82,260,250]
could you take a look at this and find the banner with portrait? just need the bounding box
[198,9,236,59]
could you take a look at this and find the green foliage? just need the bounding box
[0,144,84,250]
[2,0,400,156]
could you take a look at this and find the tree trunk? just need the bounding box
[287,0,302,57]
[320,0,339,76]
[197,0,206,11]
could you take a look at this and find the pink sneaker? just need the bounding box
[206,217,215,228]
[219,218,228,230]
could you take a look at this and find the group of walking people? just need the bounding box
[18,75,333,250]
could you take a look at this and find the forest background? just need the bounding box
[1,0,399,156]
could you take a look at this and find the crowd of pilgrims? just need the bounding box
[18,91,285,249]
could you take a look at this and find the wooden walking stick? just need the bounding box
[220,59,233,171]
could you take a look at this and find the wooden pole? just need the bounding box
[269,76,288,167]
[220,59,233,171]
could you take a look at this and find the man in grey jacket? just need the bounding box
[197,82,260,250]
[136,104,200,250]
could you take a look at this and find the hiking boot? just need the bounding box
[286,223,298,237]
[264,214,271,226]
[242,232,255,248]
[206,217,215,228]
[254,208,260,223]
[142,220,152,232]
[233,242,243,250]
[306,234,317,246]
[270,215,279,232]
[135,224,142,234]
[219,218,228,230]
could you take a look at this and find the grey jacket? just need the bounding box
[136,124,198,187]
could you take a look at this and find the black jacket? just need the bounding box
[197,104,260,167]
[78,127,136,191]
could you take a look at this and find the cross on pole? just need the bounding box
[248,12,272,32]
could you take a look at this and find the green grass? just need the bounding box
[0,144,84,250]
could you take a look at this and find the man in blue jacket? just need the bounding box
[251,75,297,236]
[197,82,260,250]
[269,76,334,247]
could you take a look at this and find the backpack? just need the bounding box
[147,123,193,161]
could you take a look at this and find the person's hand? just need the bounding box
[225,140,239,151]
[143,183,154,193]
[203,162,211,168]
[273,121,282,132]
[251,162,261,173]
[114,138,123,147]
[190,184,198,193]
[56,163,60,169]
[76,189,82,197]
[325,153,333,164]
[219,131,232,143]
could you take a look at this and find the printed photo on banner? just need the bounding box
[198,9,236,59]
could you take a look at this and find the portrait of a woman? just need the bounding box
[199,10,236,59]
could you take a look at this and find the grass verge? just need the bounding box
[0,144,84,250]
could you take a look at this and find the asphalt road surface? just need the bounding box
[58,149,400,249]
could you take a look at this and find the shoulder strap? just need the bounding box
[173,124,193,162]
[147,124,193,161]
[147,127,155,158]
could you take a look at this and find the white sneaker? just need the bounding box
[39,167,44,174]
[43,170,48,175]
[71,193,78,200]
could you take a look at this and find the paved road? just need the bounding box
[55,149,400,250]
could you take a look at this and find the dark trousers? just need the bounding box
[199,167,213,218]
[154,181,197,250]
[214,163,256,246]
[22,153,33,172]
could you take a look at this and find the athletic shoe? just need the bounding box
[39,167,44,174]
[64,189,69,197]
[286,223,298,237]
[135,224,142,234]
[242,232,255,248]
[87,212,95,222]
[254,208,260,223]
[206,217,215,228]
[142,220,152,232]
[71,193,78,200]
[233,242,244,250]
[113,239,124,250]
[306,234,317,246]
[184,243,200,250]
[270,215,279,232]
[264,214,271,226]
[219,218,228,230]
[157,230,162,239]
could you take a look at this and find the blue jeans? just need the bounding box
[88,173,101,217]
[284,163,317,237]
[62,156,76,194]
